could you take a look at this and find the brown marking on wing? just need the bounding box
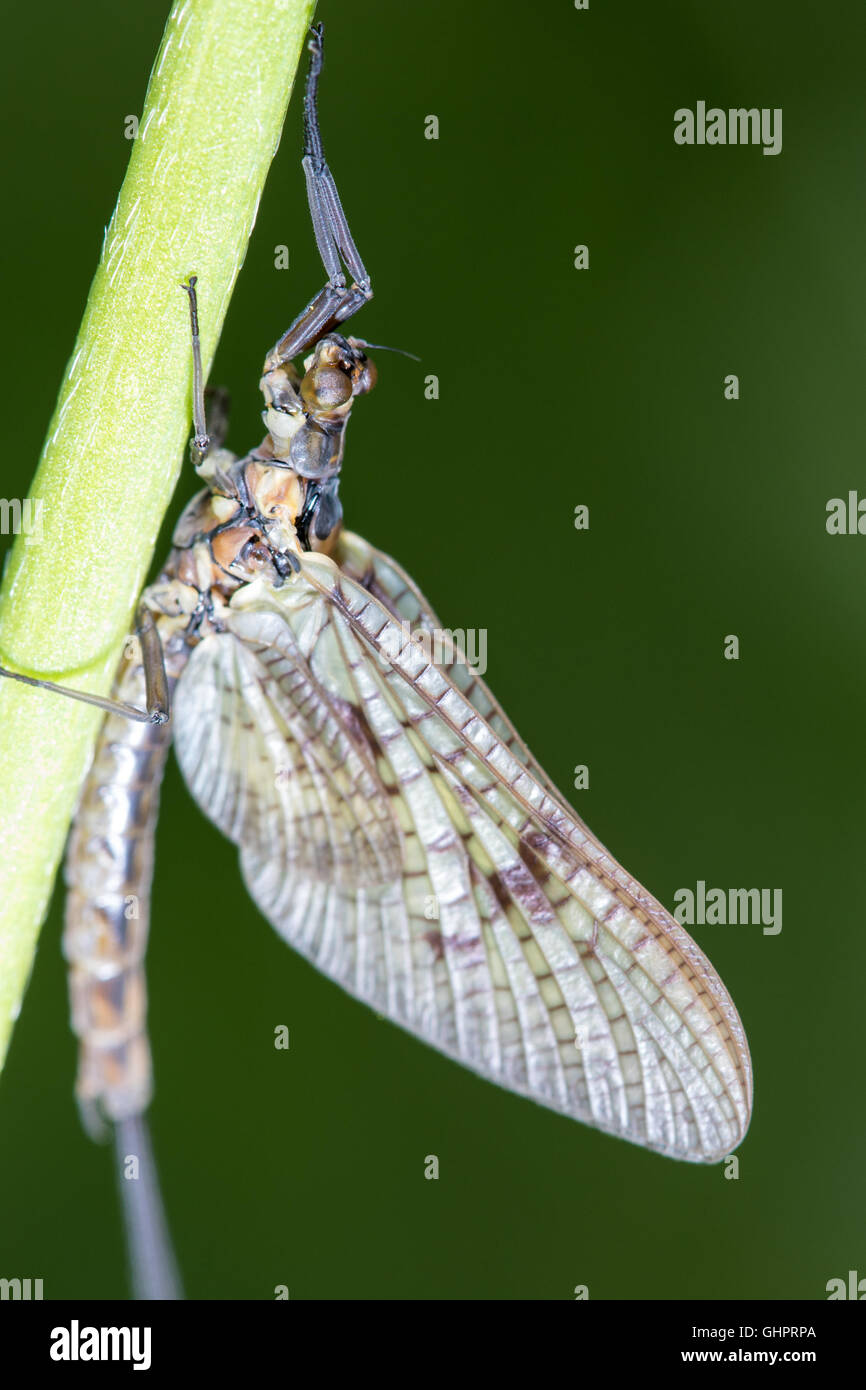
[486,868,512,916]
[422,928,445,961]
[329,690,382,762]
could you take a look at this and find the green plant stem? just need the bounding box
[0,0,315,1073]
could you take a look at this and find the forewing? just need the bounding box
[174,544,751,1162]
[336,531,559,795]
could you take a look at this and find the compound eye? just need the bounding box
[301,366,353,411]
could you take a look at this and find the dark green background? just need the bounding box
[1,0,864,1300]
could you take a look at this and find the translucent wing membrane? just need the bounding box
[174,533,752,1162]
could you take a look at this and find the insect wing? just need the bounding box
[173,542,752,1162]
[334,532,563,797]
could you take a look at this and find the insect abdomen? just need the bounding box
[63,616,186,1131]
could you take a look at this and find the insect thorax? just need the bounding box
[161,331,378,614]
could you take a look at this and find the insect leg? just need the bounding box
[136,604,170,722]
[0,603,171,724]
[264,22,373,373]
[181,275,210,468]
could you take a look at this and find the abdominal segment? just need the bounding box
[62,593,191,1131]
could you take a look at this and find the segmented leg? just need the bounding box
[0,604,170,723]
[263,23,372,378]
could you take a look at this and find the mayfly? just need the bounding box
[1,25,751,1287]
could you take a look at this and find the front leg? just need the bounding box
[263,24,373,378]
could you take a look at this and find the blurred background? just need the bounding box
[0,0,864,1299]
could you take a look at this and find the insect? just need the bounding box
[1,22,752,1287]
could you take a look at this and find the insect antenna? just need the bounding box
[352,340,421,362]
